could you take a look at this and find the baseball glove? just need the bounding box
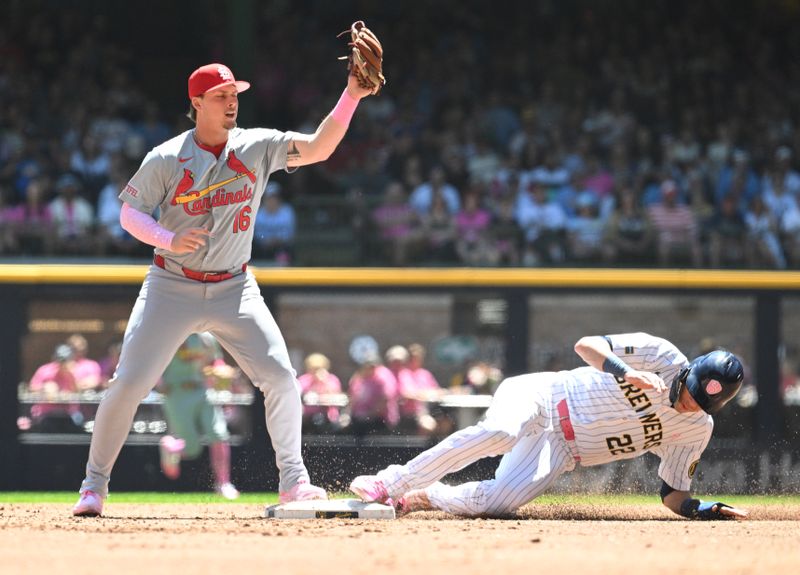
[338,20,386,95]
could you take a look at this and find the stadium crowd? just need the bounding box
[2,0,800,268]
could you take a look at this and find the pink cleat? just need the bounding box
[159,435,185,480]
[349,475,391,504]
[72,490,104,517]
[279,480,328,504]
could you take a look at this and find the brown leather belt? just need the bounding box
[154,254,246,283]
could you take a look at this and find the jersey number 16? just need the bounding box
[233,206,251,233]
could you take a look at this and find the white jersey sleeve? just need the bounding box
[253,128,292,176]
[650,413,714,491]
[120,148,173,215]
[603,332,688,386]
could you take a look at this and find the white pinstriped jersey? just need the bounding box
[562,332,713,491]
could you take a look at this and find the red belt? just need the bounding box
[154,254,246,283]
[557,399,581,462]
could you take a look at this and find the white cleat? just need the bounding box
[216,482,240,500]
[72,490,104,517]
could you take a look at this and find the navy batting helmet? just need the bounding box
[669,350,744,414]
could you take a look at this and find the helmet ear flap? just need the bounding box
[670,367,689,405]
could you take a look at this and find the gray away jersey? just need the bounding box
[120,127,292,271]
[562,332,713,491]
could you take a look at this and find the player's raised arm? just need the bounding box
[286,20,384,168]
[660,481,748,520]
[574,335,667,392]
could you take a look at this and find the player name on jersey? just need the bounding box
[606,377,664,455]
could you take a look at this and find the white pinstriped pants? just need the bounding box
[378,373,577,516]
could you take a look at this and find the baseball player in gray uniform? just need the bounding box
[73,61,373,516]
[351,332,750,520]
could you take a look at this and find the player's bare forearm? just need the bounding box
[574,336,614,370]
[287,77,371,168]
[662,489,691,515]
[286,114,347,167]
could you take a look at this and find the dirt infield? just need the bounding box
[2,503,799,575]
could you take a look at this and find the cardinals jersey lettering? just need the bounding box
[561,332,713,491]
[120,127,292,271]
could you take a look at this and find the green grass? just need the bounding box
[0,492,281,504]
[1,492,799,505]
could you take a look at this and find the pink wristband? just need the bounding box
[120,203,175,251]
[331,88,359,126]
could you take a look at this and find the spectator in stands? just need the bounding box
[135,102,172,151]
[745,195,787,269]
[3,177,54,254]
[686,172,715,248]
[371,181,422,266]
[762,153,800,223]
[346,351,399,435]
[3,136,43,202]
[648,179,703,267]
[566,191,606,264]
[602,186,654,265]
[454,186,494,266]
[69,133,111,204]
[253,182,295,265]
[410,165,460,216]
[66,333,102,392]
[97,158,139,256]
[420,189,458,263]
[578,153,615,203]
[706,123,735,177]
[405,343,450,436]
[708,195,747,268]
[762,146,800,201]
[466,133,501,186]
[515,180,568,266]
[529,149,571,194]
[488,194,523,266]
[297,353,343,432]
[383,345,419,433]
[27,344,83,432]
[715,150,760,210]
[48,173,96,255]
[385,344,447,435]
[669,126,702,167]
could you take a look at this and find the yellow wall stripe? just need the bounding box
[1,264,800,289]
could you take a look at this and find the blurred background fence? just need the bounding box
[1,265,798,493]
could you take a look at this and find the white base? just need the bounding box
[264,498,396,519]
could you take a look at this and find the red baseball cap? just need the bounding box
[188,63,250,99]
